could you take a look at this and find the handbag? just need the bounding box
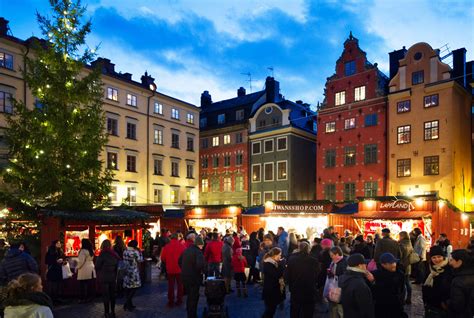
[408,251,420,264]
[62,262,73,279]
[367,259,377,272]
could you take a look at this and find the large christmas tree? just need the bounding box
[2,0,112,211]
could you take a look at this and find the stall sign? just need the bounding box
[379,200,414,212]
[270,204,325,214]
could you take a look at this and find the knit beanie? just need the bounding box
[194,236,204,246]
[321,239,333,248]
[429,245,445,257]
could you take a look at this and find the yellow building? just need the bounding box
[387,42,472,211]
[0,19,199,207]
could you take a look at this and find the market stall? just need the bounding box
[263,201,333,240]
[184,205,242,233]
[354,195,470,248]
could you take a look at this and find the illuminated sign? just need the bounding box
[379,200,414,212]
[270,204,325,213]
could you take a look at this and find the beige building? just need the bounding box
[387,42,472,211]
[0,19,199,207]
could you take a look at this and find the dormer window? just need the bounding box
[344,60,356,76]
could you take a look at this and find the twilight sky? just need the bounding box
[1,0,473,107]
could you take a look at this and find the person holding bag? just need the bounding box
[45,240,66,304]
[76,239,96,303]
[262,247,284,318]
[324,246,347,318]
[96,239,120,318]
[399,231,416,304]
[122,240,143,311]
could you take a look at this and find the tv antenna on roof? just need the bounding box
[241,72,252,93]
[267,66,274,77]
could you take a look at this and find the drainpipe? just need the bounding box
[146,85,156,204]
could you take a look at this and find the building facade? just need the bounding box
[387,42,472,211]
[249,77,317,205]
[199,88,265,206]
[0,18,199,207]
[316,33,388,202]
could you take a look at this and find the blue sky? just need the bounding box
[1,0,473,107]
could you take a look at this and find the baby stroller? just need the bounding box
[203,278,229,318]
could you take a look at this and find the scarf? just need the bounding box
[424,259,448,287]
[329,256,343,275]
[347,266,367,274]
[4,291,53,309]
[263,257,278,267]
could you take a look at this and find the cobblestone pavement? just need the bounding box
[54,267,425,318]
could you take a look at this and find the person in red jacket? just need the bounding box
[160,233,186,307]
[231,248,248,297]
[204,232,223,278]
[232,233,242,253]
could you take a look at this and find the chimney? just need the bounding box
[121,72,132,81]
[91,58,115,74]
[201,91,212,107]
[389,46,407,80]
[452,48,466,87]
[265,76,280,103]
[141,71,155,89]
[0,18,9,36]
[237,87,246,97]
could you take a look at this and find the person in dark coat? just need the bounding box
[0,242,38,285]
[366,235,375,259]
[339,253,375,318]
[112,236,126,297]
[422,245,452,317]
[326,246,347,317]
[179,236,205,318]
[96,239,120,318]
[45,240,66,303]
[398,231,414,304]
[262,247,284,318]
[373,228,401,263]
[247,232,260,284]
[310,237,322,261]
[372,253,407,318]
[318,239,333,294]
[221,236,234,293]
[285,242,320,318]
[448,249,474,318]
[351,235,371,260]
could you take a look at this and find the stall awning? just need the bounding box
[353,211,431,219]
[333,203,358,214]
[243,206,264,215]
[41,209,150,224]
[164,209,184,218]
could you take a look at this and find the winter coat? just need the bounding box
[310,244,322,261]
[45,248,65,282]
[221,241,233,278]
[262,259,284,305]
[448,266,474,318]
[399,239,414,276]
[231,255,247,273]
[95,249,119,283]
[413,235,427,261]
[122,247,143,289]
[76,249,96,280]
[179,245,205,286]
[351,242,371,260]
[372,267,406,318]
[374,237,401,263]
[204,240,223,264]
[422,262,452,310]
[285,252,320,304]
[339,269,375,318]
[277,231,289,257]
[318,249,332,288]
[0,248,38,285]
[113,244,125,259]
[4,291,53,318]
[339,243,351,256]
[258,244,272,272]
[329,257,348,278]
[232,236,242,253]
[161,238,186,274]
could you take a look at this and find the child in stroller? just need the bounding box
[203,278,229,318]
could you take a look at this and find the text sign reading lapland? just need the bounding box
[379,200,415,212]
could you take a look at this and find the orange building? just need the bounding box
[387,42,473,212]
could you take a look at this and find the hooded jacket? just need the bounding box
[161,238,186,274]
[0,248,38,285]
[448,266,474,318]
[204,239,224,264]
[339,269,375,318]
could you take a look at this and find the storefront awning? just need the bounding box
[333,203,358,214]
[243,206,264,215]
[353,210,431,219]
[163,209,185,218]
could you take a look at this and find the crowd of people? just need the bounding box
[0,226,472,318]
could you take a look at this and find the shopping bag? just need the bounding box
[408,251,420,264]
[367,259,377,272]
[323,276,338,300]
[328,277,341,303]
[62,262,73,279]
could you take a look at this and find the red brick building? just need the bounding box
[316,33,388,201]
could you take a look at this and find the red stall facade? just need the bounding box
[184,205,242,233]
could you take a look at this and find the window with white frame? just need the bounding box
[235,175,244,191]
[202,178,209,192]
[126,155,137,172]
[252,192,261,205]
[126,186,137,203]
[217,114,225,124]
[186,113,194,124]
[109,185,118,202]
[107,87,118,101]
[354,86,366,101]
[224,177,231,192]
[171,108,180,120]
[172,132,180,148]
[264,139,274,153]
[277,161,287,180]
[277,191,287,201]
[126,93,137,107]
[186,188,194,204]
[154,157,163,175]
[186,163,194,178]
[153,127,163,144]
[325,121,336,133]
[170,187,179,204]
[223,134,231,144]
[252,164,261,182]
[212,136,219,147]
[264,162,274,181]
[187,136,194,151]
[264,191,274,202]
[235,132,243,143]
[335,91,346,106]
[211,177,220,192]
[153,186,163,203]
[236,153,243,165]
[252,142,261,155]
[107,117,118,136]
[277,137,287,151]
[236,109,244,120]
[0,91,13,114]
[154,102,163,114]
[107,152,118,170]
[171,160,180,177]
[0,52,14,70]
[126,121,137,139]
[344,118,356,130]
